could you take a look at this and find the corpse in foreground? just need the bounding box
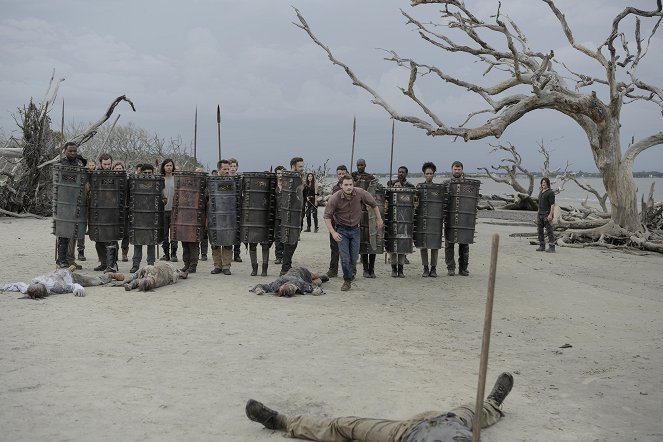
[246,372,513,442]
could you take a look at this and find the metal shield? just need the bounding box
[414,182,446,249]
[128,175,165,245]
[88,170,128,242]
[279,171,303,245]
[207,176,237,246]
[240,172,276,245]
[171,171,207,242]
[444,178,481,244]
[384,187,416,253]
[52,164,89,239]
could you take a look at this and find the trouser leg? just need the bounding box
[420,249,429,267]
[56,237,70,267]
[105,242,118,271]
[458,243,469,272]
[221,246,233,270]
[285,414,411,442]
[312,207,318,230]
[182,243,191,268]
[329,233,339,273]
[72,272,112,287]
[537,215,545,246]
[249,243,258,266]
[261,244,270,264]
[444,240,456,270]
[67,238,77,265]
[430,249,438,267]
[121,236,129,257]
[368,254,376,274]
[200,228,209,257]
[306,210,312,230]
[212,246,222,269]
[361,254,369,272]
[162,211,172,258]
[146,245,156,265]
[281,242,298,273]
[77,236,85,254]
[544,218,555,245]
[187,242,199,271]
[132,245,143,270]
[234,243,241,260]
[95,242,107,265]
[449,399,504,432]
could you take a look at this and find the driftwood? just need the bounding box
[0,208,45,219]
[37,95,136,169]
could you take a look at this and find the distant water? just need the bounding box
[328,175,663,207]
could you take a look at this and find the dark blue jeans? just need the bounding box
[337,226,360,281]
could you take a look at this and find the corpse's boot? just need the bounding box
[422,265,430,277]
[397,264,405,278]
[245,399,285,431]
[391,264,398,278]
[487,372,514,406]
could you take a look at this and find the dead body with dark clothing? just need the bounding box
[245,372,513,442]
[250,266,328,297]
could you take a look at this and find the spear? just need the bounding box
[389,119,395,185]
[216,104,221,162]
[472,233,500,442]
[59,98,64,159]
[193,106,198,161]
[350,116,356,173]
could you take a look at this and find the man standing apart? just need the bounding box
[324,175,383,291]
[445,161,471,276]
[210,160,234,275]
[326,164,347,278]
[537,177,556,253]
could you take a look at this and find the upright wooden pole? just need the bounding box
[389,119,395,185]
[350,116,356,173]
[472,233,500,442]
[216,105,221,162]
[194,106,198,161]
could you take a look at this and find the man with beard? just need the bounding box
[55,142,87,269]
[210,160,235,275]
[445,161,471,276]
[280,157,305,276]
[387,166,415,188]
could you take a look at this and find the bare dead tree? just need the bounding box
[294,1,663,237]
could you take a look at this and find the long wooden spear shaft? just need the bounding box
[350,116,356,173]
[472,233,500,442]
[389,119,395,184]
[216,104,221,162]
[194,106,198,161]
[59,98,64,159]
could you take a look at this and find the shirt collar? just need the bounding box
[340,189,356,200]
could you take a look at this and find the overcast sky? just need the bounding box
[1,0,661,173]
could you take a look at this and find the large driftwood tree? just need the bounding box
[295,1,663,233]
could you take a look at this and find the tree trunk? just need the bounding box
[595,124,641,232]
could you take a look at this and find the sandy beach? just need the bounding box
[1,213,662,441]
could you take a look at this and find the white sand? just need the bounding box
[1,215,662,441]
